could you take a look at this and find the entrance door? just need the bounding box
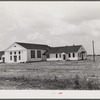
[14,56,17,62]
[63,54,66,60]
[81,52,84,60]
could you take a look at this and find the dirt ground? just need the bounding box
[0,55,100,89]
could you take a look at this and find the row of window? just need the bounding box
[55,53,75,58]
[10,51,21,55]
[31,50,41,58]
[69,53,75,58]
[56,54,61,58]
[10,51,21,61]
[9,50,41,60]
[10,55,21,60]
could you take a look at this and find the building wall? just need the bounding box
[46,46,87,61]
[5,43,47,63]
[47,53,62,61]
[27,49,46,62]
[67,53,78,60]
[5,43,27,63]
[47,52,79,61]
[5,50,27,63]
[77,46,87,60]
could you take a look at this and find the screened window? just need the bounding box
[37,50,41,58]
[10,52,12,55]
[19,55,21,60]
[69,53,71,58]
[56,54,58,58]
[14,52,16,54]
[10,56,12,60]
[73,53,75,57]
[31,50,35,58]
[19,51,21,54]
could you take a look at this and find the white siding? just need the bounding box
[6,43,26,51]
[47,53,62,61]
[5,42,47,63]
[5,50,27,63]
[27,49,46,62]
[77,46,87,60]
[47,53,79,61]
[67,53,78,60]
[5,43,28,63]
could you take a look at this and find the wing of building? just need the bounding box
[5,42,50,63]
[45,45,87,61]
[4,42,87,63]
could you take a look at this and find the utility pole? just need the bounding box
[92,40,95,62]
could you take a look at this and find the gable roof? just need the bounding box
[16,42,50,50]
[0,51,4,57]
[45,45,82,54]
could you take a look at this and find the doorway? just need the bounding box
[14,56,17,62]
[81,52,85,60]
[63,54,66,60]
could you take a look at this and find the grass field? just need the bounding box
[0,55,100,90]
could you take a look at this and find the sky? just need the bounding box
[0,1,100,54]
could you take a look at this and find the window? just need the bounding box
[10,52,12,55]
[69,53,71,58]
[10,56,12,60]
[56,54,58,58]
[37,50,41,58]
[0,57,1,60]
[59,53,61,58]
[19,55,21,60]
[14,52,16,54]
[31,50,35,58]
[19,51,21,54]
[47,54,50,58]
[73,53,75,57]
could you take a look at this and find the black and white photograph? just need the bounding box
[0,1,100,95]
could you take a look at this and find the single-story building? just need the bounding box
[45,45,87,61]
[0,51,5,63]
[5,42,50,63]
[4,42,87,63]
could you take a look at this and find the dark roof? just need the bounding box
[45,45,82,54]
[0,51,4,57]
[16,42,50,50]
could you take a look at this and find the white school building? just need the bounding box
[5,42,50,63]
[1,42,87,63]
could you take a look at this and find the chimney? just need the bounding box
[73,44,75,46]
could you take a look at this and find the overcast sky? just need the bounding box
[0,1,100,54]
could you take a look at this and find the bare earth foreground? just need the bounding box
[0,56,100,90]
